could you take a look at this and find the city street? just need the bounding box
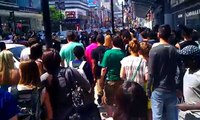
[0,0,200,120]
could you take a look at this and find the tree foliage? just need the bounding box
[49,6,64,21]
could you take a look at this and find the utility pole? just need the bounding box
[122,2,124,28]
[58,0,62,32]
[9,11,15,32]
[41,0,52,48]
[110,0,115,35]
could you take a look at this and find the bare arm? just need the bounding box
[100,67,107,89]
[42,89,53,120]
[177,103,200,111]
[60,59,65,67]
[175,43,180,49]
[120,66,126,80]
[91,59,97,81]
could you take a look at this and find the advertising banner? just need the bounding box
[87,0,99,7]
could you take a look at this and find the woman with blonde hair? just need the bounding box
[0,50,20,90]
[14,60,52,119]
[120,40,148,87]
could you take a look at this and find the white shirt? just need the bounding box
[184,69,200,104]
[20,47,30,61]
[120,56,148,86]
[179,69,200,119]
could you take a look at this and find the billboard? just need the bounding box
[87,0,99,7]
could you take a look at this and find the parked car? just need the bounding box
[5,44,26,68]
[57,31,67,43]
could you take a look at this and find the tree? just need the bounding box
[49,6,64,22]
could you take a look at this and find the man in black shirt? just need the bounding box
[91,34,107,104]
[147,24,182,120]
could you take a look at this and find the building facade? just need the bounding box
[171,0,200,30]
[0,0,42,34]
[49,0,90,30]
[152,0,200,30]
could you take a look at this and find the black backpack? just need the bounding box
[11,87,43,120]
[53,67,100,120]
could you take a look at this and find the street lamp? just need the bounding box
[110,0,115,34]
[122,2,124,28]
[41,0,52,48]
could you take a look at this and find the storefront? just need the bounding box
[172,1,200,31]
[185,4,200,31]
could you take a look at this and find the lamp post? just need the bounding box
[111,0,115,34]
[41,0,52,48]
[122,2,124,28]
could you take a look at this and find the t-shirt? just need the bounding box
[59,42,83,66]
[183,69,200,104]
[0,89,19,120]
[91,46,108,78]
[20,47,30,61]
[121,56,148,86]
[85,43,98,66]
[148,44,181,92]
[179,69,200,119]
[101,48,125,81]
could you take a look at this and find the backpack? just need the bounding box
[55,67,97,120]
[69,61,88,82]
[10,86,43,120]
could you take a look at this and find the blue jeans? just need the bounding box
[151,90,178,120]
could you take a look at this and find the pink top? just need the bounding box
[85,43,98,66]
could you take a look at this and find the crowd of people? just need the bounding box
[0,24,200,120]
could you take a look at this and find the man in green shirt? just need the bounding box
[59,31,83,67]
[100,36,125,117]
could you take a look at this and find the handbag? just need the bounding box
[130,58,142,81]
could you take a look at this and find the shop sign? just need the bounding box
[65,11,76,19]
[185,9,200,17]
